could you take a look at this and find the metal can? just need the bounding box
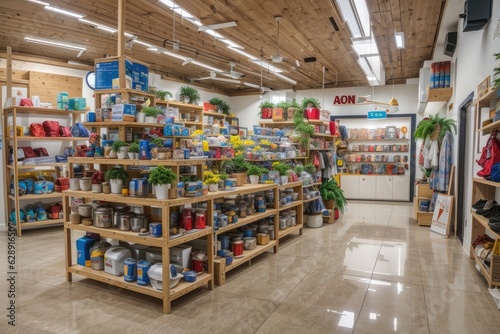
[149,222,162,237]
[123,258,137,282]
[137,260,151,286]
[129,178,148,197]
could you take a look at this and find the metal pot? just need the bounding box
[93,207,113,228]
[118,212,135,231]
[242,237,257,250]
[131,214,148,232]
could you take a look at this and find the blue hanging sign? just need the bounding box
[367,110,387,119]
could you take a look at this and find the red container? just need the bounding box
[329,121,336,135]
[305,108,320,120]
[192,258,204,273]
[232,240,243,256]
[182,214,192,230]
[194,213,206,229]
[261,108,272,119]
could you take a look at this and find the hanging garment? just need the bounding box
[435,130,453,192]
[430,140,440,168]
[423,139,433,169]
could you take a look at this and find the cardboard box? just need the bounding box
[95,59,133,90]
[111,103,136,122]
[76,236,98,267]
[416,183,433,198]
[416,211,433,226]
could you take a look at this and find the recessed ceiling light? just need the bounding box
[395,32,405,49]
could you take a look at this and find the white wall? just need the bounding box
[446,0,500,252]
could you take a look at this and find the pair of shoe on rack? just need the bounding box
[473,199,499,217]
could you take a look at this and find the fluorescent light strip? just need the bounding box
[135,40,152,48]
[395,32,405,49]
[24,37,86,51]
[274,72,297,85]
[191,60,223,72]
[28,0,49,5]
[45,5,85,19]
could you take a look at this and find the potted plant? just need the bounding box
[204,171,221,192]
[142,107,163,124]
[91,170,105,193]
[150,137,164,159]
[293,108,315,147]
[258,100,274,119]
[219,172,229,189]
[136,107,146,123]
[294,164,305,175]
[148,165,177,200]
[301,97,321,120]
[287,98,301,120]
[304,163,317,180]
[105,167,128,194]
[128,141,140,159]
[208,97,230,115]
[247,164,266,184]
[320,177,347,215]
[223,155,249,186]
[179,86,200,105]
[156,90,172,101]
[272,161,291,185]
[111,140,129,159]
[273,101,289,121]
[414,114,457,142]
[493,52,500,89]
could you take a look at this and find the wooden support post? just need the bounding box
[117,0,126,89]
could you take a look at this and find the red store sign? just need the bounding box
[333,95,356,105]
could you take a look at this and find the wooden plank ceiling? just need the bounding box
[0,0,446,95]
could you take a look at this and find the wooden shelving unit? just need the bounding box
[426,86,453,102]
[1,106,86,236]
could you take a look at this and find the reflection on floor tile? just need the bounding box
[0,202,498,333]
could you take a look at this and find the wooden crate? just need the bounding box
[323,209,335,224]
[416,211,433,226]
[416,184,434,198]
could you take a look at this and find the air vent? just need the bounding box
[304,57,317,63]
[329,17,339,31]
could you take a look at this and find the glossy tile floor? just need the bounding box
[2,201,500,333]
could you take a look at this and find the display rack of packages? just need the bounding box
[2,106,88,236]
[338,120,411,201]
[63,157,304,312]
[470,86,500,288]
[202,110,239,136]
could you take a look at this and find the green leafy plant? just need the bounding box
[258,100,274,109]
[275,101,290,110]
[111,140,128,152]
[219,173,229,181]
[105,168,128,183]
[247,164,268,176]
[301,97,321,109]
[151,137,164,148]
[128,141,140,153]
[414,114,457,141]
[421,167,432,178]
[209,97,231,115]
[294,164,305,175]
[272,161,291,176]
[142,106,163,118]
[304,163,317,175]
[320,177,347,214]
[148,165,177,186]
[179,86,200,104]
[223,155,250,173]
[290,98,301,109]
[293,108,315,147]
[156,90,172,100]
[181,175,199,183]
[493,53,500,88]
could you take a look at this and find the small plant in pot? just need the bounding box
[414,113,457,142]
[273,101,290,121]
[287,98,301,120]
[208,97,230,115]
[304,163,318,180]
[301,97,321,120]
[155,90,172,101]
[219,173,229,189]
[150,137,164,159]
[111,140,129,159]
[258,100,274,119]
[272,161,291,185]
[223,155,250,186]
[148,165,177,200]
[293,109,315,147]
[105,167,128,194]
[142,107,163,124]
[247,164,266,184]
[320,177,347,216]
[179,86,200,105]
[91,170,105,193]
[204,171,221,192]
[128,141,140,159]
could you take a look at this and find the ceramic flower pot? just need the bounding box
[109,179,123,194]
[154,184,171,200]
[280,175,289,185]
[208,184,218,192]
[117,146,129,159]
[249,175,260,184]
[145,116,156,124]
[136,112,146,123]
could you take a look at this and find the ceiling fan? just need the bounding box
[220,62,244,79]
[195,71,241,83]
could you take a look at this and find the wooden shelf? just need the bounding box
[347,138,409,142]
[344,161,406,164]
[3,106,86,115]
[94,88,155,99]
[216,210,277,235]
[6,136,88,141]
[63,190,165,207]
[83,122,162,128]
[303,196,322,203]
[167,101,203,110]
[246,157,307,162]
[169,273,212,300]
[278,224,303,239]
[225,241,277,272]
[426,87,453,102]
[278,181,303,189]
[470,245,500,287]
[168,227,212,248]
[259,120,328,127]
[20,219,64,227]
[471,212,500,239]
[303,182,322,188]
[472,178,500,188]
[65,222,163,247]
[475,87,499,108]
[278,201,302,212]
[180,121,202,126]
[8,163,68,169]
[311,133,336,138]
[68,157,206,166]
[203,111,227,117]
[68,265,163,299]
[309,148,334,151]
[478,120,500,134]
[9,193,62,201]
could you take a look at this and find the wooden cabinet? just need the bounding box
[1,106,87,236]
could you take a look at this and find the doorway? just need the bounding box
[457,92,474,243]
